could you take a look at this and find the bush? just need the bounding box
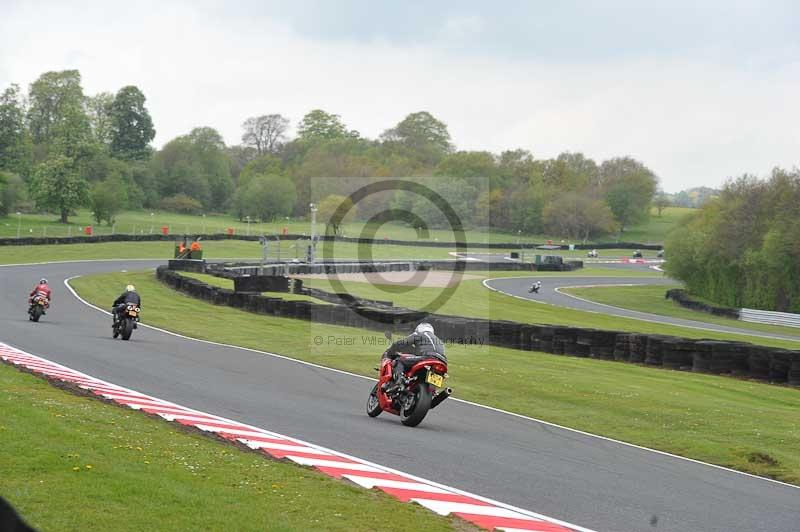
[158,194,203,214]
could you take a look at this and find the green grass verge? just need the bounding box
[562,285,800,339]
[0,363,464,532]
[0,240,669,265]
[1,206,691,244]
[298,277,800,349]
[180,272,331,304]
[69,271,800,484]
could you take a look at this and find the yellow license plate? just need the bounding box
[426,372,444,387]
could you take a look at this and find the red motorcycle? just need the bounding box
[366,334,452,427]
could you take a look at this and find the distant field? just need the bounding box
[0,206,693,244]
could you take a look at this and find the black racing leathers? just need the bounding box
[385,331,446,379]
[113,291,141,321]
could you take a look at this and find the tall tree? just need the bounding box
[27,70,85,146]
[600,157,658,232]
[86,92,114,147]
[152,127,232,210]
[241,114,289,155]
[0,84,31,176]
[297,109,358,141]
[30,155,89,223]
[381,111,453,154]
[0,171,26,216]
[109,85,155,160]
[232,174,296,222]
[543,192,617,242]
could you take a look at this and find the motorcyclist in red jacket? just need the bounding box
[28,278,52,308]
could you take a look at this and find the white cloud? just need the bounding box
[1,0,798,191]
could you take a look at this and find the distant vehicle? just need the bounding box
[632,250,643,258]
[528,281,541,294]
[657,249,664,258]
[587,249,599,258]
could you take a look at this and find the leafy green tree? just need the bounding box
[0,171,26,216]
[152,127,232,210]
[90,176,127,225]
[159,193,204,214]
[241,114,289,155]
[297,109,358,141]
[600,157,658,232]
[30,155,89,223]
[316,194,354,235]
[0,84,32,176]
[543,192,617,242]
[86,92,115,147]
[542,152,598,191]
[232,174,296,222]
[238,154,284,188]
[653,192,671,216]
[109,86,155,160]
[381,111,453,154]
[27,70,86,147]
[435,151,496,178]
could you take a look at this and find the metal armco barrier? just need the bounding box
[740,308,800,328]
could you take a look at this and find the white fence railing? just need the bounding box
[740,308,800,328]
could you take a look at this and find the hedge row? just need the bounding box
[0,232,662,250]
[665,288,740,319]
[157,265,800,387]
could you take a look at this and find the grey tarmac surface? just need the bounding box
[1,259,798,532]
[484,274,800,342]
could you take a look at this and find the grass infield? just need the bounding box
[0,363,465,532]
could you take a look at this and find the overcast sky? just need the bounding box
[2,0,798,192]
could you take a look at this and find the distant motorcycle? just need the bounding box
[632,250,643,258]
[366,334,451,427]
[112,303,140,341]
[528,283,541,294]
[28,295,49,322]
[587,250,599,258]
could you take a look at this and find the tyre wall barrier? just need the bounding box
[208,259,582,278]
[665,289,740,319]
[0,232,663,250]
[156,265,800,388]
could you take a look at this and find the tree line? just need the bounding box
[665,168,800,312]
[1,69,659,239]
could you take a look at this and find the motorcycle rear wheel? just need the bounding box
[400,384,432,427]
[366,383,382,417]
[30,306,42,322]
[121,319,134,341]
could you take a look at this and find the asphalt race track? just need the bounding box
[484,274,800,342]
[2,260,799,532]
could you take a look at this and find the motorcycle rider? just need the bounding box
[382,322,446,394]
[28,278,52,312]
[112,284,141,328]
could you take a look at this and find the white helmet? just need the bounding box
[415,322,434,335]
[126,284,136,292]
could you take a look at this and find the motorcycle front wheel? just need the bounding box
[366,383,382,417]
[400,383,432,427]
